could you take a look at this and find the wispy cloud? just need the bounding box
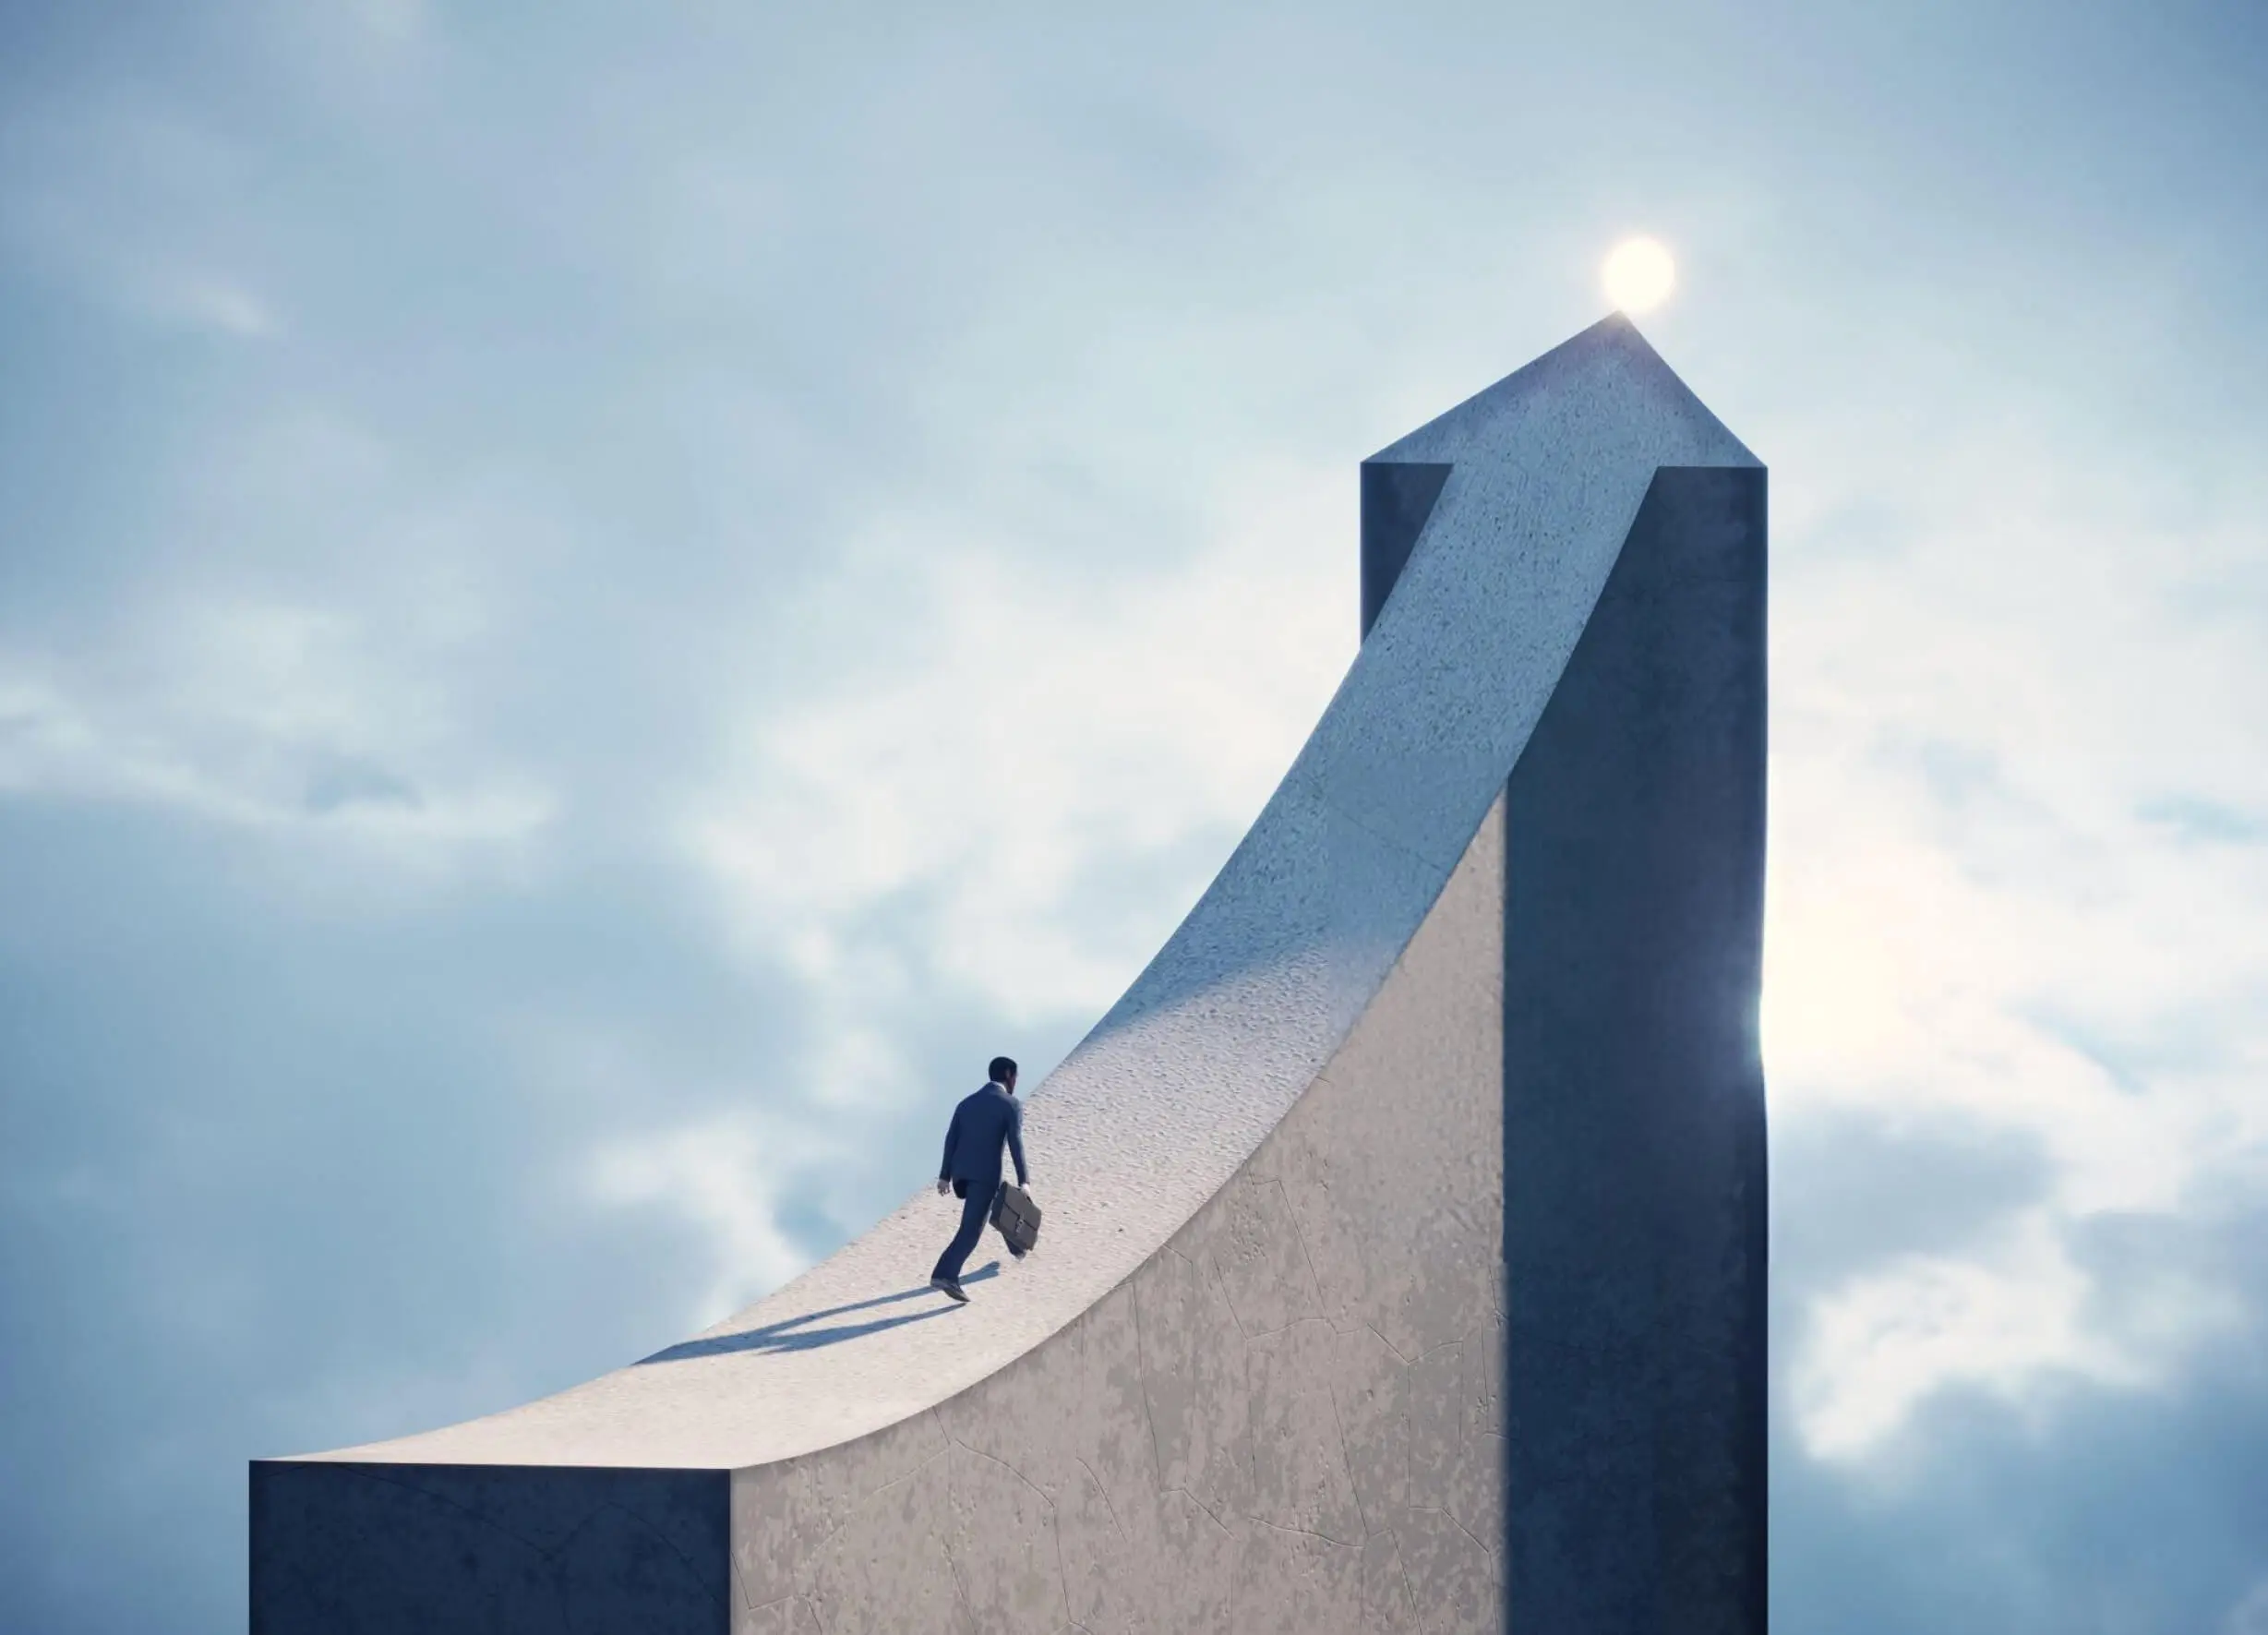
[346,0,428,47]
[0,595,555,867]
[589,1113,826,1325]
[166,274,278,339]
[2227,1580,2268,1635]
[1763,375,2268,1456]
[682,456,1352,1028]
[0,79,289,340]
[1792,1208,2244,1463]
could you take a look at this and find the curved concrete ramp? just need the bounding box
[251,314,1769,1635]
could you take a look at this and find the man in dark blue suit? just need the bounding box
[930,1056,1029,1303]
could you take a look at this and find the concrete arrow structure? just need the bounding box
[251,313,1768,1634]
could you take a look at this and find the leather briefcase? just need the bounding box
[990,1183,1042,1256]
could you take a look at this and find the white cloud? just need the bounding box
[1765,387,2268,1459]
[2226,1580,2268,1635]
[588,1113,822,1328]
[166,274,279,339]
[682,454,1353,1035]
[0,595,554,869]
[0,91,289,342]
[1792,1209,2242,1464]
[347,0,428,46]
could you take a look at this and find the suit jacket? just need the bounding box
[939,1081,1027,1190]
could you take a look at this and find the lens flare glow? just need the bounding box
[1602,236,1676,314]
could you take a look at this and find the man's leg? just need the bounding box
[931,1184,992,1284]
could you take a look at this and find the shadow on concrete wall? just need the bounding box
[635,1264,1001,1365]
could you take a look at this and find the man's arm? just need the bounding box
[1007,1100,1028,1188]
[939,1105,963,1184]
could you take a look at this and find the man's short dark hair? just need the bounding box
[989,1056,1018,1085]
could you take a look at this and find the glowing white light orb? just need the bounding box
[1602,236,1676,314]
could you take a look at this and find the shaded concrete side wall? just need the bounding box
[1502,465,1769,1633]
[249,1462,730,1635]
[1358,459,1451,638]
[730,799,1509,1635]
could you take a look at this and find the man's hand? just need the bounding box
[936,1179,951,1196]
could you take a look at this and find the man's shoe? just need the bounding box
[932,1276,968,1304]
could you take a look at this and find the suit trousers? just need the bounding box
[932,1181,1001,1283]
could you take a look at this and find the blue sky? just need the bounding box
[2,2,2263,1629]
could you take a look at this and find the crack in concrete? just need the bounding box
[1162,1484,1236,1539]
[1367,1321,1416,1366]
[1199,1241,1251,1343]
[597,1496,727,1614]
[947,1436,1060,1514]
[1319,1348,1374,1542]
[802,1587,835,1635]
[1128,1262,1170,1502]
[1242,1513,1363,1550]
[744,1589,819,1635]
[1411,1500,1494,1562]
[1179,1243,1269,1514]
[942,1433,1072,1632]
[1390,1530,1427,1635]
[1050,1486,1074,1635]
[1073,1458,1125,1542]
[799,1441,953,1570]
[937,1529,976,1635]
[327,1466,557,1560]
[1274,1174,1331,1315]
[1235,1308,1336,1341]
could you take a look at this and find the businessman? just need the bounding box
[931,1055,1029,1303]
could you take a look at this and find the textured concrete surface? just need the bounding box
[1501,464,1769,1633]
[249,1462,729,1634]
[1359,460,1450,637]
[251,313,1768,1632]
[727,802,1506,1633]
